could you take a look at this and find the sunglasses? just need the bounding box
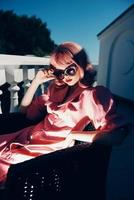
[50,64,77,80]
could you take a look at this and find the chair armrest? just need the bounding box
[0,112,36,134]
[4,142,112,200]
[94,124,131,146]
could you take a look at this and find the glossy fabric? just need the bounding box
[0,82,124,183]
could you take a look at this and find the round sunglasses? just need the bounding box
[50,64,77,80]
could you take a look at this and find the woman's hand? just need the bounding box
[20,68,55,112]
[34,69,55,85]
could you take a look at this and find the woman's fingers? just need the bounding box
[34,69,55,84]
[43,69,55,79]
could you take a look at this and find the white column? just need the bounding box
[0,69,6,114]
[37,66,49,95]
[22,68,35,93]
[9,83,20,112]
[0,90,3,114]
[8,69,23,112]
[34,66,41,96]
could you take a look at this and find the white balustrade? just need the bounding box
[0,54,50,114]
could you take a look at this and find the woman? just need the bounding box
[0,41,125,186]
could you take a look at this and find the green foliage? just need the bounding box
[0,10,56,56]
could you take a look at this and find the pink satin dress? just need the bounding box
[0,82,124,183]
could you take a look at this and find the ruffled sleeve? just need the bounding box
[83,86,121,131]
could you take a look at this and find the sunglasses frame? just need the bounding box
[50,63,78,80]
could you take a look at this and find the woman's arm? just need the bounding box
[49,130,108,143]
[70,130,108,143]
[19,69,55,113]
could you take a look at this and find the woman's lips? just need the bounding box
[65,79,72,82]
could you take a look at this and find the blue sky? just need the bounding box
[1,0,133,63]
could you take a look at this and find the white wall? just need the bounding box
[97,5,134,101]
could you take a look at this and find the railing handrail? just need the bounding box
[0,55,51,114]
[0,54,50,65]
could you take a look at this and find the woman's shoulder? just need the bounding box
[82,85,111,94]
[92,85,112,96]
[81,85,112,101]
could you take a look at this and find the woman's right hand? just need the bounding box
[20,68,55,112]
[34,69,55,85]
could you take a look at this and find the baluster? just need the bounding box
[34,65,42,96]
[9,83,20,112]
[0,69,6,114]
[40,83,45,94]
[38,65,49,95]
[0,90,3,114]
[8,69,23,112]
[23,68,35,93]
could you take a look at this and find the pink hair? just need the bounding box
[50,42,96,87]
[50,42,81,65]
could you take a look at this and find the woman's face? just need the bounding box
[52,63,82,86]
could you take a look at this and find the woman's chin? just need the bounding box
[66,81,75,86]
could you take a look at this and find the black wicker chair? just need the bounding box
[0,112,128,200]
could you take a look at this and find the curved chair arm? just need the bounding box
[4,142,112,200]
[0,112,47,135]
[0,112,31,134]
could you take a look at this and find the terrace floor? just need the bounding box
[106,96,134,200]
[115,96,134,124]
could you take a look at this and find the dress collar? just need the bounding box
[48,81,88,105]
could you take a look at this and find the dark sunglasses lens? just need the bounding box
[66,66,77,76]
[51,64,77,80]
[53,70,64,80]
